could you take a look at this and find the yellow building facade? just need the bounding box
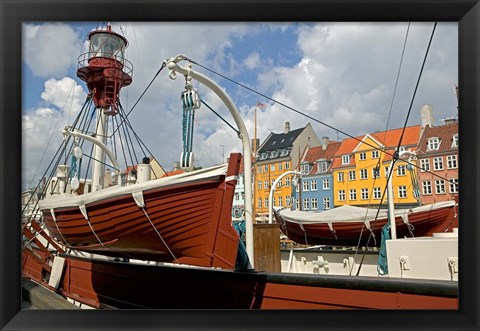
[332,126,421,208]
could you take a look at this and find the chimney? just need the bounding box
[420,104,434,128]
[173,161,181,171]
[322,136,329,150]
[442,117,457,125]
[284,121,290,134]
[251,138,260,152]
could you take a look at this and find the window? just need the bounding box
[452,134,458,148]
[433,157,444,171]
[311,180,317,191]
[295,199,299,210]
[372,150,379,158]
[286,196,291,206]
[285,161,290,170]
[337,172,344,182]
[349,189,357,200]
[264,164,268,172]
[264,180,269,189]
[272,197,276,206]
[447,155,457,169]
[257,181,262,190]
[422,181,432,195]
[427,137,440,151]
[311,198,318,210]
[359,152,366,160]
[338,190,346,201]
[385,166,390,178]
[348,170,356,181]
[435,180,446,194]
[257,166,262,174]
[449,178,459,193]
[271,163,275,171]
[285,177,291,187]
[360,169,368,179]
[397,165,406,176]
[317,161,328,173]
[271,179,275,188]
[265,198,269,208]
[342,155,350,165]
[278,162,283,171]
[257,198,262,208]
[373,187,381,199]
[420,159,430,172]
[372,167,380,178]
[323,197,330,210]
[295,183,299,192]
[323,179,330,190]
[398,186,407,198]
[278,196,283,207]
[361,188,369,200]
[303,199,310,210]
[302,181,309,191]
[301,163,311,174]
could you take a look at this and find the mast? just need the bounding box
[76,24,133,191]
[252,106,257,221]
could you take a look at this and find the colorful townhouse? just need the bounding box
[232,160,245,221]
[416,118,458,205]
[331,125,422,208]
[254,122,320,218]
[293,138,341,211]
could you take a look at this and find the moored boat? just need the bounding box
[274,200,457,247]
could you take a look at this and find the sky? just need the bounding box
[22,22,458,189]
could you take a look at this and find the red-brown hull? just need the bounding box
[40,154,242,269]
[275,204,457,247]
[22,252,458,310]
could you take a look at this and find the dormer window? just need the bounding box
[317,161,328,173]
[452,134,458,148]
[427,137,440,151]
[301,163,311,174]
[342,155,350,165]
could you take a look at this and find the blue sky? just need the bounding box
[22,22,458,189]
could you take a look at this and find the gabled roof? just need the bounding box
[369,125,421,148]
[258,127,304,152]
[303,142,341,175]
[417,122,458,156]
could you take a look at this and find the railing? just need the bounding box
[77,52,133,78]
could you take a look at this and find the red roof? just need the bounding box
[370,125,421,148]
[303,142,341,175]
[417,122,458,156]
[161,169,185,177]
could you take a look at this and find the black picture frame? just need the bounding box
[1,0,479,330]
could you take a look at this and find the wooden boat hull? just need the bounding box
[39,154,242,269]
[21,252,458,309]
[274,203,458,247]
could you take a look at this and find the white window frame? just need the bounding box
[447,155,457,169]
[302,181,309,192]
[398,186,407,198]
[286,196,291,206]
[285,161,290,170]
[359,152,366,160]
[435,180,446,194]
[257,166,262,174]
[322,178,330,190]
[348,170,356,181]
[323,197,330,210]
[433,157,444,171]
[264,180,269,189]
[449,178,459,193]
[285,177,291,187]
[372,167,380,179]
[373,187,381,199]
[338,190,346,201]
[317,161,328,173]
[372,150,379,159]
[311,180,317,191]
[361,188,369,200]
[303,199,310,210]
[420,159,430,172]
[397,165,406,176]
[452,134,458,148]
[257,198,262,208]
[337,172,344,182]
[311,198,318,210]
[342,155,350,165]
[360,169,368,179]
[427,137,440,151]
[278,162,283,171]
[349,189,357,201]
[422,181,432,195]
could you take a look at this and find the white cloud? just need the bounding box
[23,23,82,77]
